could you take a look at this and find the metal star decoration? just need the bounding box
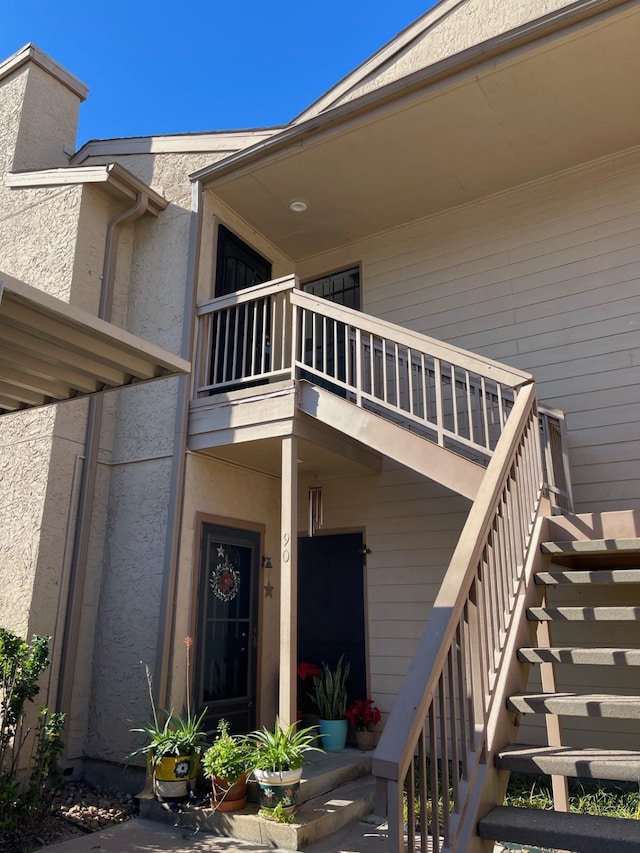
[264,580,274,598]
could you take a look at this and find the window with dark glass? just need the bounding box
[301,266,360,310]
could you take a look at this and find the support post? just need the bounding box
[279,435,298,727]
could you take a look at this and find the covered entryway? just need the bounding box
[298,532,367,703]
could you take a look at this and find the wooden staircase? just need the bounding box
[479,520,640,852]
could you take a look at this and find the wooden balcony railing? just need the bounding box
[194,277,534,464]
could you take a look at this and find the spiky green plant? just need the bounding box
[249,717,323,773]
[309,655,350,720]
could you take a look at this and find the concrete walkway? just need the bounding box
[42,815,390,852]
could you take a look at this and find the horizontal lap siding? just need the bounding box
[361,148,640,513]
[306,463,469,718]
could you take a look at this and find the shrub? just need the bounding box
[0,629,66,831]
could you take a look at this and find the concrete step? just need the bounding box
[478,805,640,853]
[507,692,640,718]
[139,749,374,850]
[141,774,375,851]
[517,647,640,665]
[495,743,640,782]
[527,606,640,621]
[541,539,640,555]
[535,568,640,585]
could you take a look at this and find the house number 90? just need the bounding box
[282,532,290,563]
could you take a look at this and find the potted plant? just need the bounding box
[346,698,381,751]
[297,661,322,744]
[202,719,253,811]
[308,655,350,751]
[127,637,209,799]
[248,717,323,816]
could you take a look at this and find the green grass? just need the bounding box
[505,773,640,819]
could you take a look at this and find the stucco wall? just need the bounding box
[316,0,575,114]
[14,62,80,171]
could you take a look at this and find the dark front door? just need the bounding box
[195,523,260,734]
[215,225,272,297]
[297,532,367,705]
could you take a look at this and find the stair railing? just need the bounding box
[194,280,572,492]
[372,381,545,853]
[289,290,532,462]
[538,404,573,514]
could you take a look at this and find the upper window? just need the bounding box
[302,266,360,310]
[215,225,272,297]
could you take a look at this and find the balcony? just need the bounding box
[189,276,571,509]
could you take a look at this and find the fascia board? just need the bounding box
[5,162,168,216]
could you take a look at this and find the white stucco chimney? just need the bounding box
[0,43,88,172]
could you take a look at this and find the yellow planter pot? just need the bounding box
[153,754,200,799]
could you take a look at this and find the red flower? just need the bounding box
[346,699,381,731]
[297,662,321,681]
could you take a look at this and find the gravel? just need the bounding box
[0,780,138,853]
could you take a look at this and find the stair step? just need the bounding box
[535,568,640,585]
[141,775,375,851]
[496,743,640,782]
[541,539,640,555]
[507,692,640,718]
[518,647,640,665]
[139,750,374,850]
[527,606,640,621]
[479,805,640,852]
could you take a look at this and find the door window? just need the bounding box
[215,225,272,297]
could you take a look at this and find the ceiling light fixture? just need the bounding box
[289,200,308,213]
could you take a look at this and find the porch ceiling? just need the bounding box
[0,273,190,415]
[195,434,381,480]
[199,3,640,260]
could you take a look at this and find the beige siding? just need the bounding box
[298,461,470,722]
[299,147,640,513]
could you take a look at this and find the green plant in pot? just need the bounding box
[248,717,324,816]
[126,638,209,799]
[202,719,253,812]
[309,655,350,751]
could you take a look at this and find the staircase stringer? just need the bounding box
[535,585,570,813]
[297,380,484,500]
[452,507,553,851]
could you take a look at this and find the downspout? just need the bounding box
[56,192,149,717]
[154,179,203,707]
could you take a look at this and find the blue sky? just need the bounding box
[2,1,435,148]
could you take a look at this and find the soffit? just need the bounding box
[196,436,379,480]
[0,273,189,415]
[202,5,640,259]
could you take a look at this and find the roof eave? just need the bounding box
[5,162,168,216]
[191,0,636,187]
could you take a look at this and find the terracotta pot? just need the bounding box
[355,729,375,751]
[210,770,249,812]
[253,767,303,814]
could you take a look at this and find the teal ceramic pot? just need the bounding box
[319,718,348,750]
